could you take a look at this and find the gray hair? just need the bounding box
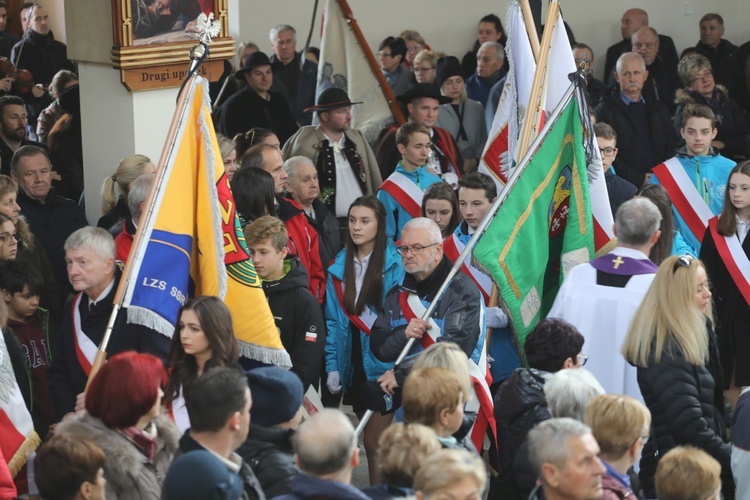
[479,41,505,61]
[544,368,605,421]
[128,173,154,220]
[10,145,50,176]
[293,409,357,476]
[403,217,443,244]
[283,156,315,186]
[528,418,593,477]
[269,24,296,44]
[677,54,712,87]
[615,197,662,246]
[616,52,646,74]
[64,227,116,261]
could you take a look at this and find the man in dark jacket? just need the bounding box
[370,218,484,395]
[695,13,737,88]
[269,24,317,125]
[632,27,681,113]
[178,367,266,500]
[594,53,676,188]
[11,145,86,296]
[283,156,341,269]
[274,409,370,500]
[245,216,325,392]
[239,367,304,498]
[47,227,170,420]
[217,51,298,144]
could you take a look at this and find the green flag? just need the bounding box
[473,96,595,348]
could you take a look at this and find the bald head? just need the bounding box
[293,409,358,479]
[621,8,648,40]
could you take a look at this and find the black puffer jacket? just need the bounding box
[237,425,297,499]
[637,323,733,499]
[494,368,552,470]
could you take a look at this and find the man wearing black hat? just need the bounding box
[374,83,463,180]
[216,51,299,144]
[282,87,382,221]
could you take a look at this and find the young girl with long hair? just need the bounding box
[700,160,750,407]
[325,194,403,484]
[421,182,461,238]
[621,255,732,499]
[164,296,239,433]
[637,184,696,264]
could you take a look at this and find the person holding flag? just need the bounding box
[378,122,444,241]
[324,194,402,485]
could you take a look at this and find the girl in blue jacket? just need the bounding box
[325,195,403,484]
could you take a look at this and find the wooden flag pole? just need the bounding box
[515,0,559,160]
[520,0,541,62]
[334,0,406,125]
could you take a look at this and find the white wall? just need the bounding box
[236,0,750,80]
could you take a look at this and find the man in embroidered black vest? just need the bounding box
[282,88,382,226]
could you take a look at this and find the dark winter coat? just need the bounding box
[55,413,180,500]
[302,198,341,270]
[10,29,75,86]
[696,39,738,88]
[237,424,297,498]
[273,472,370,500]
[594,85,677,187]
[262,256,325,392]
[97,196,130,237]
[216,86,298,145]
[495,368,552,470]
[270,51,318,126]
[636,328,733,499]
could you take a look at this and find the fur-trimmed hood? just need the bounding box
[674,84,728,105]
[56,412,180,499]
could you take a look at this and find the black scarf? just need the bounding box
[402,255,452,302]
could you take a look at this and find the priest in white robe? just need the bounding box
[547,198,663,400]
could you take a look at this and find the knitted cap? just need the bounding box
[246,367,304,427]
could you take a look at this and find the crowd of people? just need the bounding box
[1,3,750,500]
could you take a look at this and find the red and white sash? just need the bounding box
[652,158,713,242]
[332,279,378,334]
[379,172,424,218]
[71,293,98,376]
[443,234,492,304]
[709,217,750,304]
[399,291,496,452]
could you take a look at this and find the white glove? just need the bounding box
[486,306,509,329]
[326,371,342,394]
[441,172,459,189]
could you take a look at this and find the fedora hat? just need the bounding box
[234,52,272,79]
[304,87,362,113]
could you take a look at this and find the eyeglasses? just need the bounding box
[577,354,589,366]
[397,242,439,255]
[407,44,423,53]
[377,51,393,58]
[632,42,657,50]
[0,232,19,243]
[599,147,616,157]
[672,254,693,273]
[414,67,435,73]
[688,70,713,84]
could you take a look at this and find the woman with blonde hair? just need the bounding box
[621,255,732,498]
[413,448,486,500]
[216,134,238,181]
[412,50,440,85]
[97,154,155,236]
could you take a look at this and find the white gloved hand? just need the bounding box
[326,371,342,394]
[486,306,509,329]
[441,172,459,189]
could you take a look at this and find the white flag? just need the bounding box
[317,0,394,144]
[478,0,536,189]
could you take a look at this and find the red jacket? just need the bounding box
[277,197,326,303]
[114,217,135,266]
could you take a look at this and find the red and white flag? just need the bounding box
[544,12,616,252]
[0,331,40,495]
[317,0,394,143]
[478,0,536,188]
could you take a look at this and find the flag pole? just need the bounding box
[520,0,540,61]
[84,73,202,390]
[355,77,579,436]
[515,0,559,160]
[334,0,406,125]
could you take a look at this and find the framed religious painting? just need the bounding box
[111,0,234,91]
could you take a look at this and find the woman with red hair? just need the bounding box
[56,351,179,500]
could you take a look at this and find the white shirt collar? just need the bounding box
[88,277,115,307]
